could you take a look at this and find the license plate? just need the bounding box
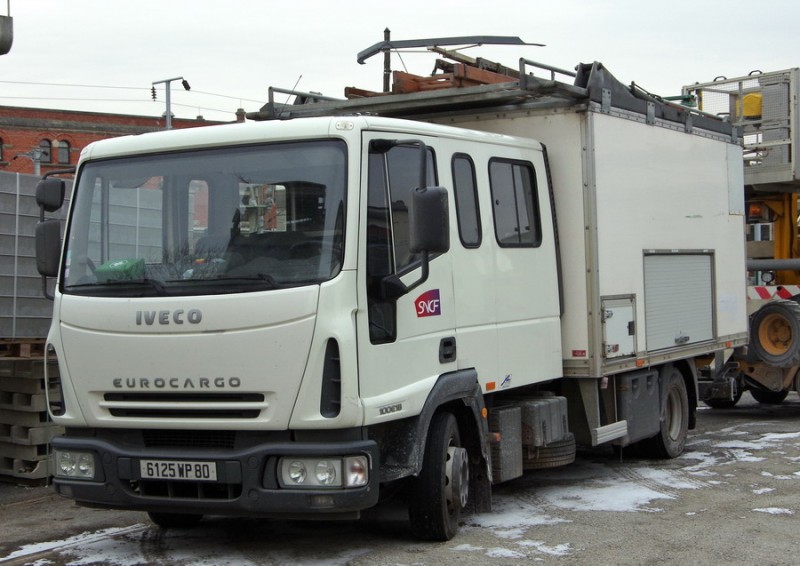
[140,459,217,481]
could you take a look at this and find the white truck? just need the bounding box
[35,49,747,540]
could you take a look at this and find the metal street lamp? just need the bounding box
[151,76,191,129]
[14,147,49,176]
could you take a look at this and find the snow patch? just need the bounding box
[467,496,567,535]
[2,526,147,564]
[753,508,795,515]
[486,547,527,558]
[536,482,671,512]
[516,540,572,556]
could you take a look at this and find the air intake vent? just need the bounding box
[45,345,65,416]
[319,339,342,418]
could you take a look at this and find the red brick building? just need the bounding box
[0,106,237,175]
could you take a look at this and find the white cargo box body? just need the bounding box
[438,105,748,376]
[255,61,749,378]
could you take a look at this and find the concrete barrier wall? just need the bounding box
[0,171,72,339]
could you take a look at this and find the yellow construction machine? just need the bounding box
[684,68,800,406]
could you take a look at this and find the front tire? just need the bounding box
[703,388,743,409]
[147,512,203,529]
[750,388,789,405]
[408,412,468,541]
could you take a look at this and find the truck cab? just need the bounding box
[38,115,559,539]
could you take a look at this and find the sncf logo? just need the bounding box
[415,289,441,317]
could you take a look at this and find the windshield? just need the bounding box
[63,140,346,296]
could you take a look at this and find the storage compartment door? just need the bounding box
[602,296,636,359]
[644,253,714,351]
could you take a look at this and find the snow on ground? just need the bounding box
[753,507,795,515]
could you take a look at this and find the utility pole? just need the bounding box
[151,76,190,129]
[382,28,391,93]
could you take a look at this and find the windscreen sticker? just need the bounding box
[415,289,442,317]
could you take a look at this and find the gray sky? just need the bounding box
[1,0,797,122]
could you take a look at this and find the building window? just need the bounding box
[57,141,70,164]
[39,139,52,163]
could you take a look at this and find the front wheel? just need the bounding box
[642,366,689,459]
[147,512,203,529]
[750,388,789,405]
[408,412,469,541]
[703,388,743,409]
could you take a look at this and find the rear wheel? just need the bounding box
[147,512,203,529]
[408,412,468,541]
[642,366,689,459]
[750,388,789,405]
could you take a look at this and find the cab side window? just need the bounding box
[489,159,541,247]
[452,154,481,248]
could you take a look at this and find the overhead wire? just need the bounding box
[0,79,263,103]
[0,79,264,118]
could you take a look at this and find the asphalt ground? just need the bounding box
[1,392,799,565]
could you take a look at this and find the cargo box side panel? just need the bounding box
[591,113,747,352]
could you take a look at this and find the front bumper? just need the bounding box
[51,434,380,518]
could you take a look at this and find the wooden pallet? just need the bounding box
[345,63,516,99]
[0,339,46,359]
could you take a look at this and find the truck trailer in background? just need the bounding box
[684,68,800,407]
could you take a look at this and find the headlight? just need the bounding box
[287,460,307,484]
[54,450,96,480]
[315,461,337,485]
[278,456,369,489]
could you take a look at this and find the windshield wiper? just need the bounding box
[210,273,281,289]
[103,278,168,296]
[64,278,169,297]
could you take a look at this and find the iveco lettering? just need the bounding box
[135,309,202,325]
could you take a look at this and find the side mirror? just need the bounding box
[36,219,61,278]
[36,178,65,213]
[0,15,13,56]
[381,186,450,300]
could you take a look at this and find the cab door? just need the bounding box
[355,133,457,422]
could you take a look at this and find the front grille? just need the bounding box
[101,392,266,419]
[143,430,236,449]
[105,393,265,403]
[132,479,242,500]
[109,408,260,418]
